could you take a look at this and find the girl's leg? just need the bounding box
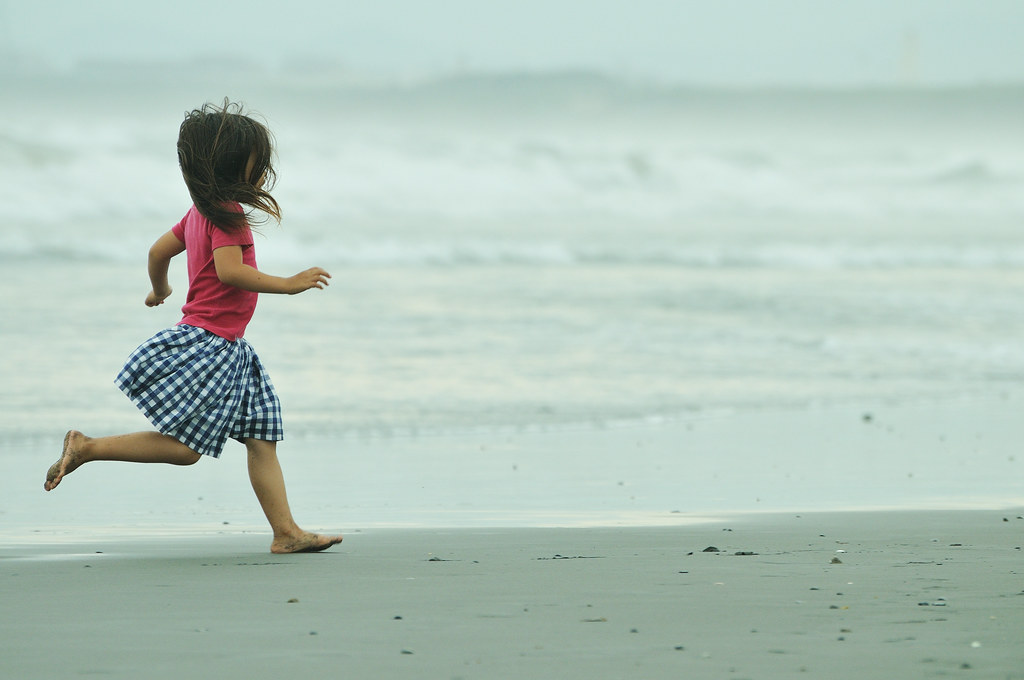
[243,438,343,554]
[44,430,201,491]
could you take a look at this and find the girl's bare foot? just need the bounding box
[45,430,86,491]
[270,531,344,554]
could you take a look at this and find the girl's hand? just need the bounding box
[286,267,331,294]
[146,287,172,307]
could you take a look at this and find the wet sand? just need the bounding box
[4,395,1024,677]
[2,510,1022,679]
[9,393,1024,535]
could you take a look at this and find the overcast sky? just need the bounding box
[2,0,1023,86]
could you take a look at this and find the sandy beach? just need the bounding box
[2,395,1024,678]
[2,511,1022,679]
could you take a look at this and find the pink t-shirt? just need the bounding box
[171,205,258,340]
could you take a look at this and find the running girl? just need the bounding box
[44,99,343,554]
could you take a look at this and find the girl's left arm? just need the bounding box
[146,230,185,307]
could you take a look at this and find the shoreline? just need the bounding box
[4,392,1023,537]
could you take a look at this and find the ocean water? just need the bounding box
[3,69,1024,444]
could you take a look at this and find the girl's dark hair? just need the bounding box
[177,98,281,232]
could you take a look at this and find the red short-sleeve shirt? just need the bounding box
[171,205,258,340]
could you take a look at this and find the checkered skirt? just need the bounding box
[115,324,284,458]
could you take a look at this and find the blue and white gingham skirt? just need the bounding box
[115,324,284,458]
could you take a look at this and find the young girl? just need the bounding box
[44,100,343,554]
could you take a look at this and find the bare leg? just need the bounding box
[244,438,343,554]
[45,430,201,491]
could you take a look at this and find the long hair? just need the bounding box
[176,99,282,232]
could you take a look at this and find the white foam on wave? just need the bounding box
[8,228,1024,271]
[6,82,1024,232]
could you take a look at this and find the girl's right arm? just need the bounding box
[213,245,330,294]
[146,230,185,307]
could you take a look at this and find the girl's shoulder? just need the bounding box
[173,205,223,245]
[198,203,255,249]
[180,204,248,232]
[172,205,199,241]
[176,203,208,225]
